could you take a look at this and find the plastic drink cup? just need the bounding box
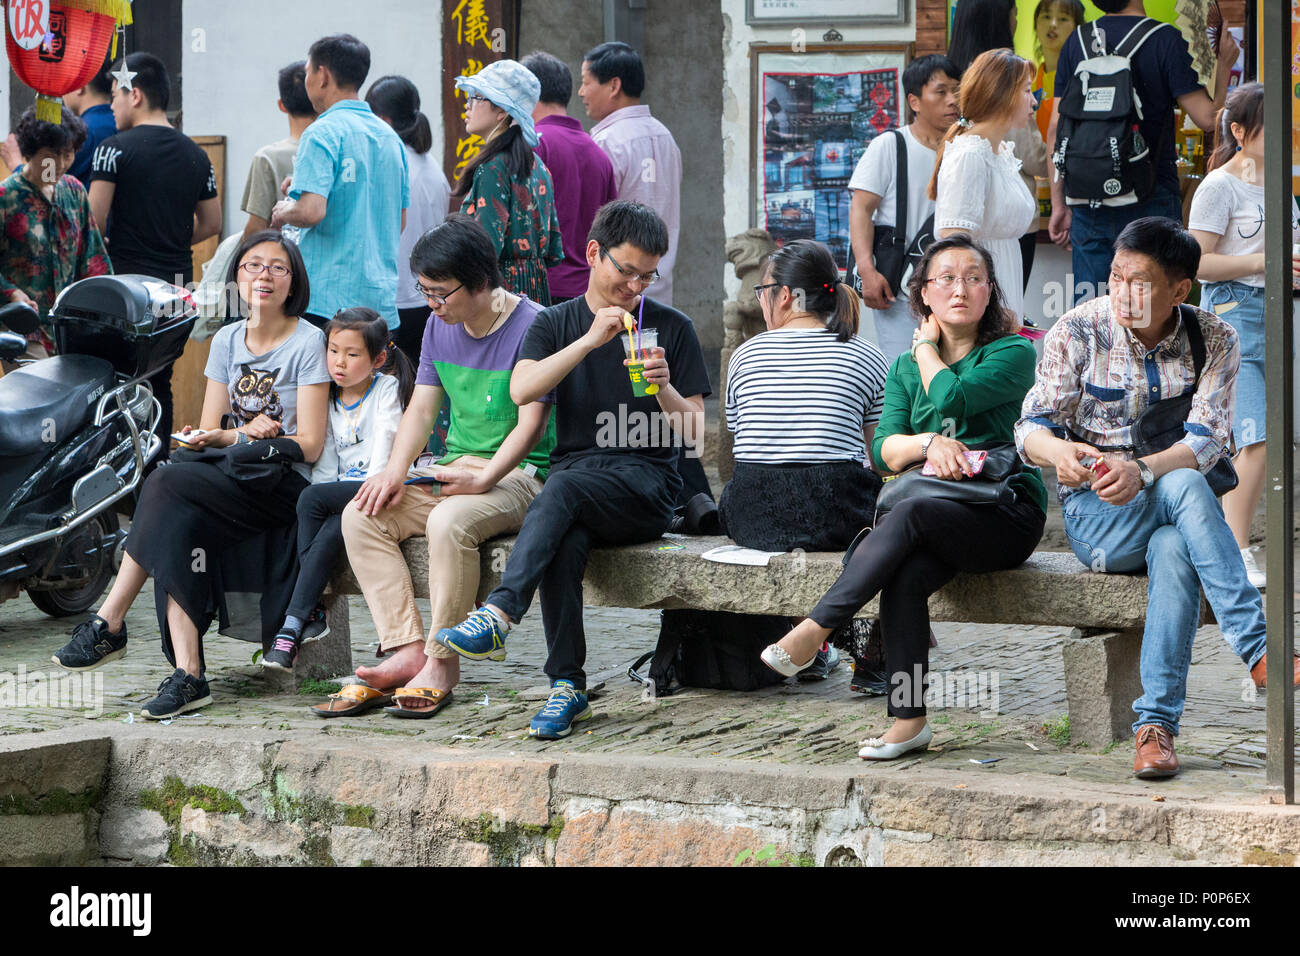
[621,328,659,395]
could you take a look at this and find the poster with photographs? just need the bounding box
[754,46,909,272]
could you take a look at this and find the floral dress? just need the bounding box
[0,171,112,350]
[461,153,563,305]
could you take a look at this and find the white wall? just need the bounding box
[720,0,915,299]
[182,0,443,242]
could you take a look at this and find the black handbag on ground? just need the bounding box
[874,441,1023,520]
[629,610,789,698]
[851,130,936,297]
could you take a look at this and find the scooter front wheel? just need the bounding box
[27,512,120,618]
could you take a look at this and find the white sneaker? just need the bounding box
[1240,548,1266,591]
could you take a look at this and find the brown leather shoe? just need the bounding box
[1250,652,1300,690]
[1133,724,1179,779]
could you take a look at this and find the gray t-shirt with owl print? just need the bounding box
[204,318,331,479]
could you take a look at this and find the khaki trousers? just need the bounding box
[340,456,542,657]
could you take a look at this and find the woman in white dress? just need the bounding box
[928,49,1038,323]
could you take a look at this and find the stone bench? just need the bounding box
[296,535,1204,746]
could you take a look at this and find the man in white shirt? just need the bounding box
[579,41,683,307]
[848,54,959,362]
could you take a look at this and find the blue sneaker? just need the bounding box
[528,680,592,739]
[434,607,509,661]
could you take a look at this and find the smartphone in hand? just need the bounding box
[921,450,988,477]
[171,428,212,445]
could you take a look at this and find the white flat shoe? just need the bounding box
[760,643,817,677]
[858,723,933,761]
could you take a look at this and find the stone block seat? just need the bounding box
[295,535,1206,746]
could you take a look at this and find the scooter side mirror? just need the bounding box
[0,331,28,362]
[0,302,40,336]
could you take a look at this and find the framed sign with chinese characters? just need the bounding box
[745,0,906,26]
[441,0,520,188]
[749,43,911,272]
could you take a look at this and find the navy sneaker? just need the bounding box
[261,634,299,672]
[301,604,330,644]
[798,645,841,681]
[141,668,212,719]
[52,616,127,671]
[528,680,592,739]
[434,607,509,661]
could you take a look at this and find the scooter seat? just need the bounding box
[0,355,117,456]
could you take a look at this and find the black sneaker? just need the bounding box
[797,645,842,681]
[849,660,889,696]
[300,604,329,645]
[52,616,128,671]
[141,668,212,719]
[261,633,299,671]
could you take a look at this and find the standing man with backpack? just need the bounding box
[848,54,958,363]
[1047,1,1240,303]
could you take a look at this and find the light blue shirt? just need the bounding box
[290,99,410,329]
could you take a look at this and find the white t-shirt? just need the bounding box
[725,328,889,464]
[396,145,451,309]
[848,125,937,244]
[311,372,403,483]
[1188,166,1300,288]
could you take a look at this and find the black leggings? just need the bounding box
[286,480,364,621]
[810,495,1044,718]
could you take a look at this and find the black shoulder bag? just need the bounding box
[873,442,1024,521]
[1130,306,1238,496]
[853,129,910,295]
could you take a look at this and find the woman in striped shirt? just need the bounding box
[720,239,888,553]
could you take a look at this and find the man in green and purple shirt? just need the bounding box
[337,213,555,716]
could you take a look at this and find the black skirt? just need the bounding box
[126,460,307,668]
[718,459,881,553]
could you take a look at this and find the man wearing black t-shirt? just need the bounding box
[1047,0,1239,301]
[89,52,222,449]
[434,201,712,738]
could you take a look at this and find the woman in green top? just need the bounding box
[452,60,563,305]
[761,235,1046,761]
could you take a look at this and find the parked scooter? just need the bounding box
[0,276,196,616]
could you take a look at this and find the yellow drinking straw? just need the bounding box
[623,312,638,358]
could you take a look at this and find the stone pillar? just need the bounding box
[718,228,776,481]
[1061,627,1144,747]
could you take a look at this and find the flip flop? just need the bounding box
[384,687,453,719]
[310,683,394,718]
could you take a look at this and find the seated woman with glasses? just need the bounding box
[452,60,563,305]
[758,235,1046,760]
[52,230,331,719]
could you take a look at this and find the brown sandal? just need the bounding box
[384,687,453,719]
[310,683,394,718]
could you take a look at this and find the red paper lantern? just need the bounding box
[6,1,118,122]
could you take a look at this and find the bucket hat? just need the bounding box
[454,59,541,147]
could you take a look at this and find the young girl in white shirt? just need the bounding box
[264,308,414,669]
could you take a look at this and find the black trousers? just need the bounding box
[487,454,680,689]
[287,480,363,621]
[809,495,1044,718]
[395,306,430,364]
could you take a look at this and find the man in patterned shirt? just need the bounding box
[1015,217,1295,780]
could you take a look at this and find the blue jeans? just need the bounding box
[1062,468,1266,736]
[1068,186,1183,305]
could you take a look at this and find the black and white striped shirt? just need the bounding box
[725,329,889,464]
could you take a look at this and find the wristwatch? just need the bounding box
[919,432,939,459]
[1135,459,1154,489]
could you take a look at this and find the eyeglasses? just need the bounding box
[925,274,989,291]
[753,282,781,299]
[239,262,292,278]
[414,281,463,307]
[465,93,488,107]
[601,247,660,286]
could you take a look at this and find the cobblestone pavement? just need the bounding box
[2,543,1295,803]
